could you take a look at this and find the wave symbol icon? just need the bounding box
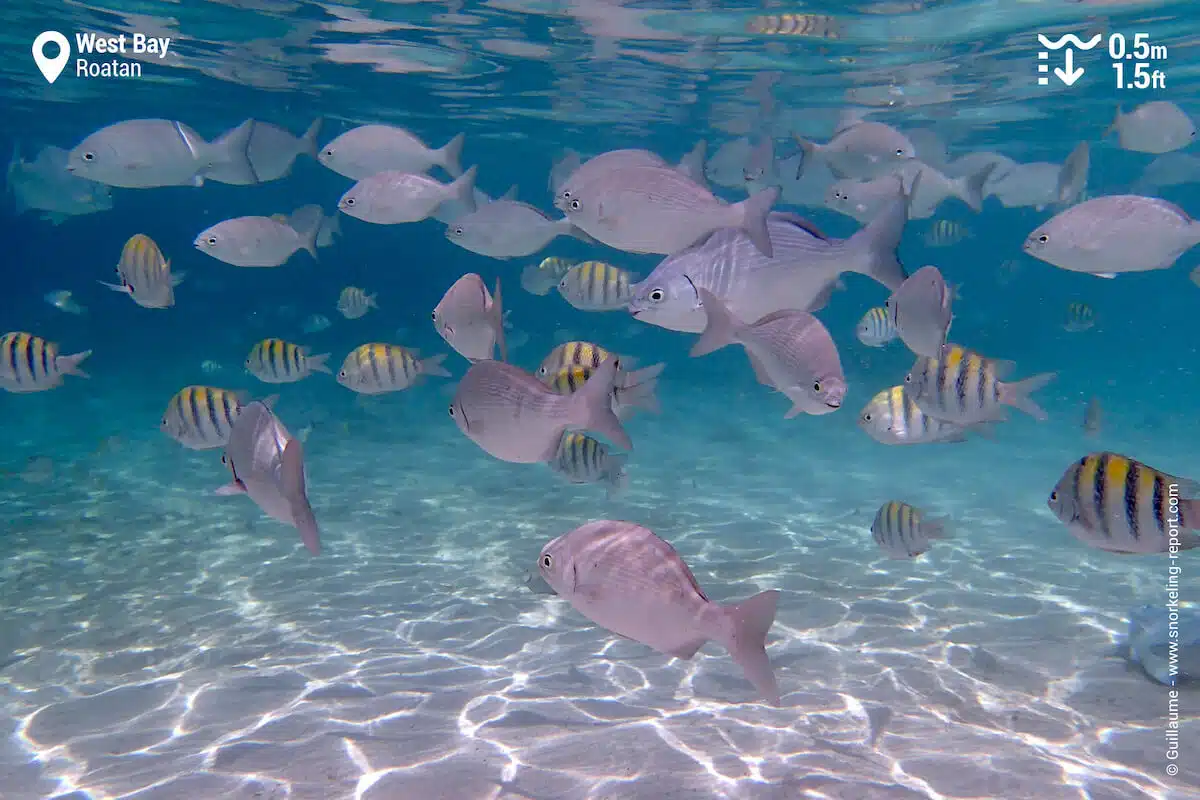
[1037,33,1102,50]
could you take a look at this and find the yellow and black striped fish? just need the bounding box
[922,220,971,248]
[245,338,332,384]
[521,256,575,296]
[537,341,615,378]
[536,341,665,418]
[857,386,970,445]
[905,344,1055,425]
[0,332,91,393]
[870,500,949,559]
[855,306,898,347]
[100,233,181,309]
[1063,301,1095,332]
[745,12,843,39]
[336,343,451,395]
[556,261,638,311]
[550,432,628,498]
[160,386,244,450]
[1048,452,1200,554]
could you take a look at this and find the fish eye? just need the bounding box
[541,554,553,569]
[903,373,912,383]
[1050,490,1058,501]
[83,152,95,161]
[447,404,455,417]
[813,381,822,392]
[863,413,872,422]
[453,227,464,236]
[206,237,217,246]
[569,199,581,211]
[1037,234,1049,244]
[344,197,356,207]
[561,190,572,200]
[323,148,334,157]
[895,148,904,156]
[648,288,665,302]
[338,370,346,378]
[431,310,438,321]
[537,366,548,376]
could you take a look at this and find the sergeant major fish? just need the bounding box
[336,343,451,394]
[537,520,781,705]
[557,261,640,311]
[0,332,91,393]
[549,433,629,498]
[905,344,1055,425]
[161,385,244,450]
[858,386,973,445]
[101,233,183,309]
[871,500,950,559]
[246,338,331,383]
[537,341,665,418]
[521,257,576,296]
[856,306,897,347]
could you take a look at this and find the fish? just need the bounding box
[66,118,256,188]
[1132,152,1200,194]
[556,162,779,258]
[318,126,464,180]
[887,161,993,219]
[1047,452,1200,555]
[537,341,665,418]
[557,261,640,311]
[537,520,781,705]
[273,205,340,249]
[871,500,949,559]
[746,12,842,38]
[858,386,973,445]
[160,385,244,450]
[445,192,592,259]
[201,360,222,374]
[922,219,971,248]
[905,344,1056,425]
[552,149,673,199]
[216,400,320,555]
[549,432,629,498]
[433,274,507,363]
[0,332,91,393]
[627,198,908,334]
[206,119,321,185]
[1121,604,1200,686]
[986,161,1061,211]
[1064,302,1096,333]
[44,290,84,315]
[338,167,478,225]
[449,358,631,463]
[1083,396,1102,437]
[856,307,897,347]
[521,257,576,296]
[885,265,953,358]
[1024,195,1200,277]
[194,214,319,268]
[1108,101,1197,154]
[337,287,378,320]
[793,121,916,180]
[336,343,451,394]
[245,338,332,383]
[691,288,846,417]
[302,314,332,334]
[824,174,905,224]
[7,144,113,224]
[100,233,183,308]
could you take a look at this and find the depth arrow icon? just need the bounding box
[1055,49,1084,86]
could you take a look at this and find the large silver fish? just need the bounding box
[538,520,781,705]
[628,197,907,334]
[216,400,320,555]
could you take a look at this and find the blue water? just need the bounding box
[1,1,1199,798]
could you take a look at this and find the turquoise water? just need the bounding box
[2,1,1199,798]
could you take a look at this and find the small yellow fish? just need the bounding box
[0,332,91,393]
[101,234,182,309]
[871,501,950,559]
[746,12,843,39]
[521,256,575,296]
[1064,301,1096,332]
[337,286,378,320]
[245,338,331,384]
[550,432,628,497]
[336,343,450,394]
[922,220,970,247]
[537,342,664,418]
[557,261,638,311]
[161,386,245,450]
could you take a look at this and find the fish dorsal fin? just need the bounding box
[753,308,807,327]
[769,212,827,241]
[500,185,518,201]
[662,539,709,602]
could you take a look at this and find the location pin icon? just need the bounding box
[32,31,70,84]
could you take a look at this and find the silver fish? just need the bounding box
[556,163,779,258]
[319,126,464,180]
[206,119,321,185]
[692,288,846,417]
[1024,195,1200,277]
[537,520,781,705]
[338,167,477,225]
[449,358,631,463]
[1109,101,1197,154]
[194,215,319,267]
[216,400,320,555]
[794,121,916,180]
[553,149,671,200]
[885,265,952,358]
[66,118,256,188]
[7,144,112,223]
[627,199,907,334]
[433,274,507,363]
[445,194,590,259]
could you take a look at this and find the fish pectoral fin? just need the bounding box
[666,638,707,660]
[215,480,247,496]
[1094,272,1117,279]
[96,280,130,294]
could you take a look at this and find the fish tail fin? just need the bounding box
[677,139,708,184]
[571,356,632,451]
[419,352,452,378]
[170,268,186,288]
[691,287,741,357]
[721,589,781,706]
[999,371,1056,420]
[281,439,321,555]
[450,164,478,213]
[549,149,582,194]
[960,162,996,212]
[615,362,665,414]
[208,119,258,184]
[489,277,508,363]
[307,352,333,374]
[439,132,466,178]
[848,193,908,290]
[367,292,379,309]
[736,186,779,258]
[922,515,952,540]
[299,118,323,158]
[58,349,92,378]
[603,453,629,499]
[791,134,817,175]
